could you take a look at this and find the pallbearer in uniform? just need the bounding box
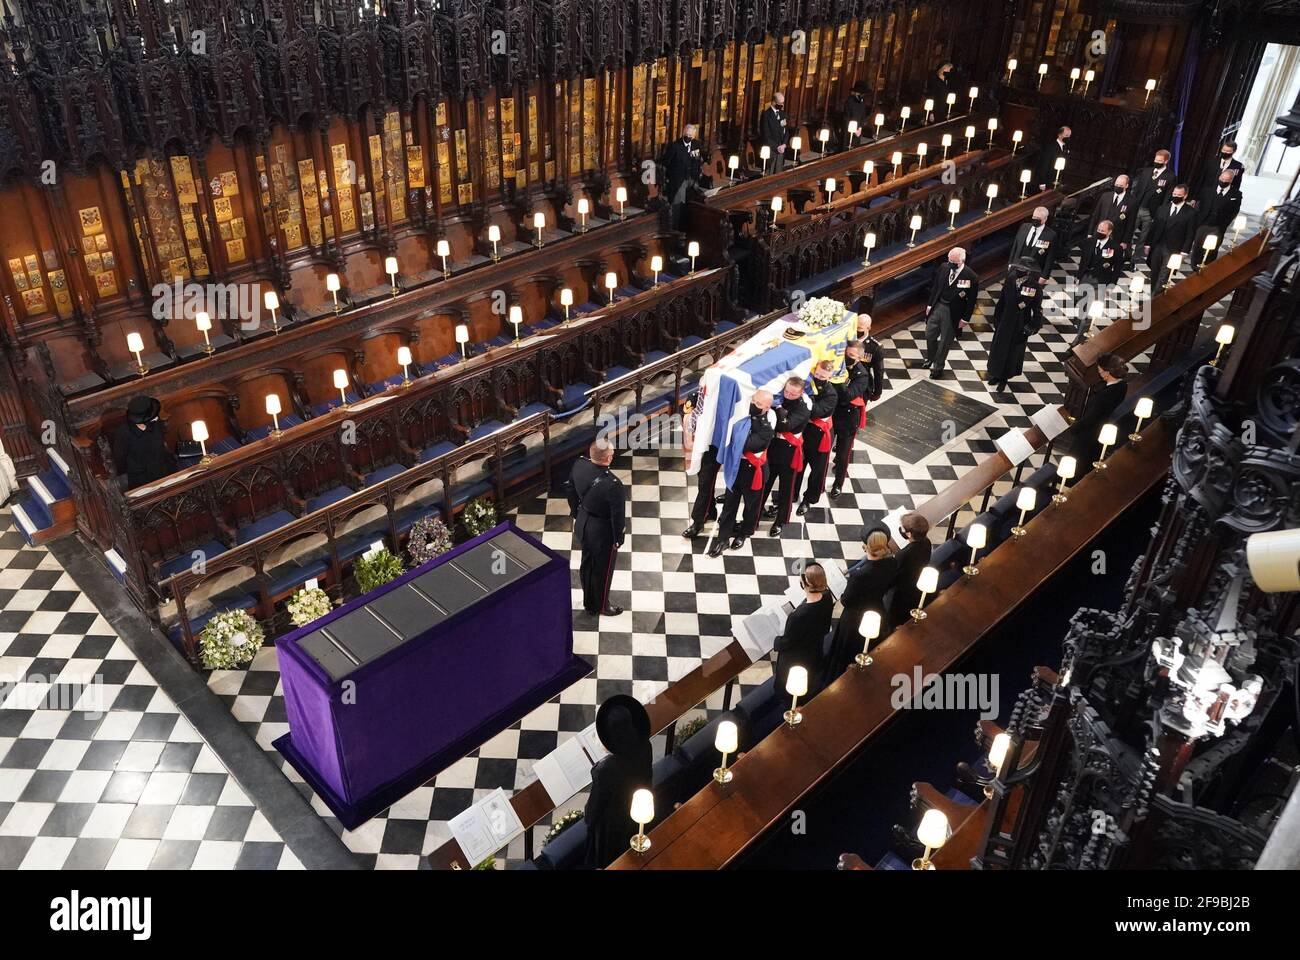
[986,263,1045,394]
[709,390,776,557]
[761,376,813,537]
[796,360,839,516]
[829,340,878,500]
[682,391,721,540]
[566,438,626,617]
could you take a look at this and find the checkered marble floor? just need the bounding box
[0,513,299,870]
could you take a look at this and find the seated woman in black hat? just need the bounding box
[112,396,176,490]
[583,694,653,868]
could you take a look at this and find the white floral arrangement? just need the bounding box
[286,586,333,628]
[199,609,265,670]
[462,496,499,538]
[794,297,847,331]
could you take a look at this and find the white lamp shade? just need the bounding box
[864,232,876,249]
[615,186,628,202]
[263,290,279,310]
[332,368,349,390]
[847,120,858,134]
[818,128,829,142]
[385,256,399,274]
[326,273,341,292]
[1167,253,1183,271]
[988,118,998,131]
[924,98,934,112]
[560,288,573,306]
[1145,78,1157,91]
[1058,455,1078,480]
[772,196,784,212]
[1085,70,1095,82]
[630,788,654,825]
[715,720,738,755]
[917,566,939,594]
[1012,130,1023,143]
[1070,68,1081,80]
[899,107,911,118]
[1020,169,1032,183]
[195,311,211,332]
[397,346,412,366]
[455,324,469,344]
[859,610,882,640]
[1089,299,1105,319]
[126,332,145,353]
[966,522,987,550]
[825,177,837,192]
[577,197,589,214]
[1098,423,1119,446]
[785,665,808,697]
[1135,396,1154,419]
[917,808,950,848]
[1202,233,1219,251]
[964,125,975,138]
[1038,63,1049,75]
[190,419,209,443]
[508,305,522,325]
[533,212,545,229]
[760,145,770,159]
[650,255,663,272]
[264,394,281,416]
[605,271,617,289]
[1232,214,1247,230]
[1016,487,1037,512]
[1008,59,1018,71]
[1130,274,1146,293]
[891,151,903,166]
[987,184,999,198]
[941,134,952,147]
[948,198,961,214]
[688,241,700,257]
[1216,324,1235,345]
[487,225,501,242]
[790,136,802,150]
[873,113,885,126]
[988,732,1011,775]
[1054,157,1066,171]
[728,154,739,170]
[917,143,928,157]
[969,86,979,99]
[909,214,922,230]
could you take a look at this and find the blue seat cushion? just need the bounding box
[237,509,297,544]
[305,485,355,513]
[364,462,406,486]
[420,440,458,463]
[265,557,330,597]
[468,419,508,441]
[158,539,228,580]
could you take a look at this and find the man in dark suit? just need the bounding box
[1145,183,1197,287]
[1201,140,1244,194]
[885,512,933,630]
[1130,148,1176,259]
[662,123,703,228]
[1069,353,1129,473]
[1007,206,1057,285]
[761,376,813,537]
[1072,220,1120,346]
[797,361,839,516]
[1034,125,1071,192]
[567,438,626,617]
[710,390,776,556]
[1193,168,1243,265]
[842,84,869,147]
[914,247,978,379]
[1089,175,1136,252]
[828,340,876,500]
[760,93,788,172]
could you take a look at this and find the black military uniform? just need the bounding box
[760,392,813,535]
[1130,161,1176,256]
[1007,217,1056,282]
[567,456,626,616]
[921,260,979,377]
[760,102,788,170]
[711,403,776,555]
[987,271,1045,390]
[829,355,879,497]
[1088,184,1136,250]
[1077,231,1120,287]
[797,376,839,514]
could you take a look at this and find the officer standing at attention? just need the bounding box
[829,340,877,500]
[567,438,626,618]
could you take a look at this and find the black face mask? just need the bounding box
[749,403,763,417]
[1221,151,1233,159]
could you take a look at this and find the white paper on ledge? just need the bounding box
[532,735,594,806]
[995,427,1035,465]
[449,788,524,865]
[1030,404,1071,440]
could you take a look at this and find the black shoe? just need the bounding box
[707,540,726,558]
[762,504,778,519]
[599,605,623,617]
[828,486,842,500]
[910,358,931,369]
[796,501,811,516]
[682,523,702,539]
[930,369,949,380]
[728,537,746,551]
[768,523,783,537]
[714,493,727,505]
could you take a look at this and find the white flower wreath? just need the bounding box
[795,296,847,330]
[199,608,265,670]
[286,586,333,628]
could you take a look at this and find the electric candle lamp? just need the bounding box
[790,135,802,164]
[559,287,574,324]
[862,231,877,267]
[910,566,939,621]
[968,85,979,112]
[577,197,589,232]
[923,97,935,122]
[1006,58,1018,82]
[1201,232,1219,266]
[818,127,830,156]
[265,393,283,439]
[985,182,999,213]
[863,159,875,184]
[629,789,654,854]
[507,305,524,345]
[1069,67,1081,92]
[605,271,618,304]
[728,154,740,183]
[1053,455,1077,504]
[713,720,738,785]
[899,105,911,132]
[873,113,885,139]
[825,176,837,205]
[1213,323,1235,366]
[907,213,922,247]
[1231,213,1247,244]
[1144,78,1157,104]
[488,224,501,261]
[1037,62,1049,88]
[650,254,663,285]
[890,150,903,176]
[264,290,280,333]
[947,197,961,231]
[385,255,399,297]
[1130,273,1146,298]
[1020,168,1032,197]
[1130,396,1154,441]
[964,124,975,152]
[688,240,699,273]
[1011,129,1023,153]
[986,733,1011,797]
[332,368,350,409]
[533,211,546,247]
[759,144,771,174]
[945,91,957,119]
[1165,252,1183,288]
[1088,298,1105,332]
[963,522,987,576]
[455,323,470,361]
[616,185,628,219]
[771,195,784,215]
[436,239,451,277]
[847,120,859,146]
[190,419,211,465]
[855,610,881,668]
[1053,155,1066,187]
[917,142,928,164]
[397,345,412,385]
[195,311,213,355]
[913,809,949,870]
[326,272,341,313]
[127,331,148,375]
[987,116,998,148]
[1011,486,1037,538]
[1083,69,1095,95]
[941,133,952,160]
[783,666,808,727]
[1095,423,1118,469]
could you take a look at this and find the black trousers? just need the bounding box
[690,445,722,524]
[924,302,958,373]
[801,432,832,507]
[760,438,803,524]
[578,528,617,613]
[831,422,857,489]
[717,462,766,542]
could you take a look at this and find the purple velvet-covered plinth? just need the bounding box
[273,521,589,829]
